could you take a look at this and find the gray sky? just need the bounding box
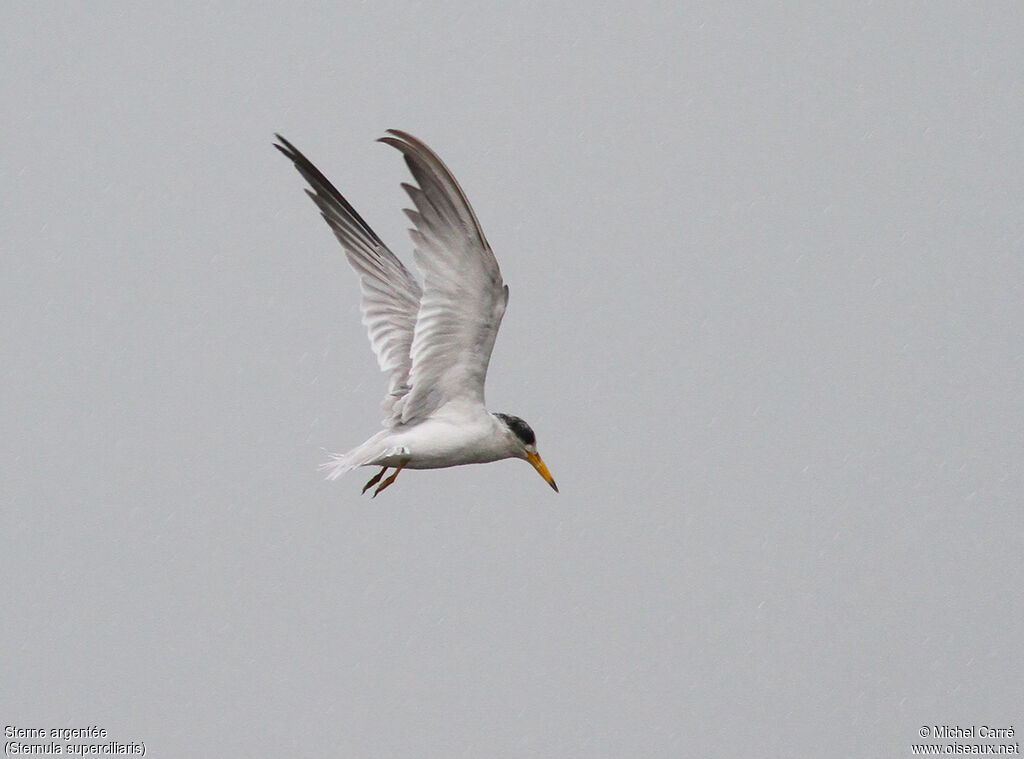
[3,2,1022,756]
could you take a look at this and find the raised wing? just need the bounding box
[275,134,422,424]
[378,130,509,423]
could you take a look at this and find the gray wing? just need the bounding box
[377,130,509,423]
[275,134,422,424]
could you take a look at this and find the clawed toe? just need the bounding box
[371,460,407,497]
[362,467,386,494]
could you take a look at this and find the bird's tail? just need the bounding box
[319,451,359,481]
[319,431,392,481]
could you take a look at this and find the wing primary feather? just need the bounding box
[275,134,385,248]
[275,134,423,424]
[277,130,513,425]
[379,130,491,250]
[376,129,509,422]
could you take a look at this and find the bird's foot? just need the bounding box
[361,467,387,494]
[372,460,408,497]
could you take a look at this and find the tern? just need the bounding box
[275,130,558,496]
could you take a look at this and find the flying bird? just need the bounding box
[275,130,557,496]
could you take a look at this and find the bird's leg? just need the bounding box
[361,467,387,494]
[372,459,408,497]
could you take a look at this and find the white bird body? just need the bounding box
[275,130,557,495]
[337,406,524,471]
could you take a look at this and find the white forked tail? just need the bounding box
[319,451,360,481]
[319,430,394,481]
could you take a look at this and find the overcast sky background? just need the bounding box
[3,2,1022,757]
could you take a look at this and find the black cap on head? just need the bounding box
[495,413,536,447]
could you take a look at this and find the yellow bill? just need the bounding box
[526,450,559,493]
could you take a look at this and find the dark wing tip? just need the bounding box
[377,129,425,153]
[274,133,386,248]
[376,136,404,151]
[273,133,298,156]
